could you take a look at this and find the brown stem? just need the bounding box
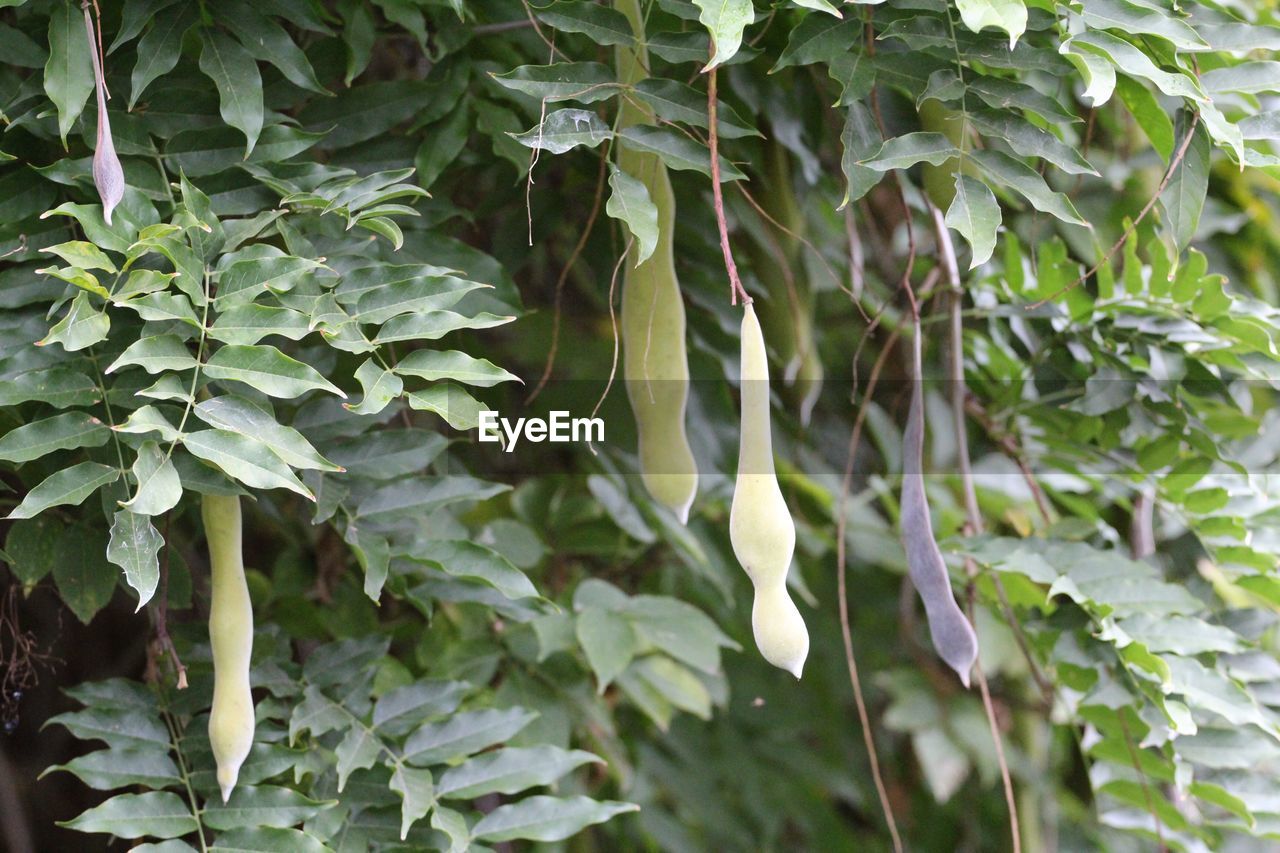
[706,66,750,306]
[837,323,905,853]
[1030,111,1201,308]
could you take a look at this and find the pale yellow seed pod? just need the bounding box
[615,0,697,523]
[751,582,810,679]
[203,494,255,803]
[730,303,809,678]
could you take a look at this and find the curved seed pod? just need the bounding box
[918,99,973,212]
[900,332,978,686]
[83,5,123,225]
[730,303,808,678]
[745,142,823,425]
[203,494,255,802]
[614,0,697,523]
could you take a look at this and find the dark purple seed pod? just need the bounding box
[84,5,124,225]
[900,331,979,686]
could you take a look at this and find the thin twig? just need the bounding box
[837,323,905,853]
[1030,111,1200,308]
[527,149,610,404]
[706,65,750,305]
[586,240,632,454]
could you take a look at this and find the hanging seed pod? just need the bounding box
[743,142,823,426]
[730,303,809,677]
[613,0,698,522]
[204,494,255,802]
[900,331,978,686]
[83,3,123,225]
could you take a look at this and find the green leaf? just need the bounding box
[389,764,436,840]
[617,125,746,179]
[61,792,198,839]
[632,78,759,139]
[491,62,620,104]
[438,745,601,799]
[106,335,199,375]
[0,411,109,464]
[43,0,95,144]
[956,0,1026,49]
[431,807,470,853]
[0,367,101,409]
[945,175,1000,269]
[39,292,111,353]
[840,102,882,208]
[1082,0,1205,51]
[409,540,538,600]
[534,1,635,46]
[182,430,313,498]
[4,517,60,589]
[373,681,468,737]
[202,785,334,831]
[357,476,509,520]
[106,509,163,610]
[606,164,659,265]
[512,108,612,155]
[208,827,331,853]
[395,349,521,388]
[692,0,753,69]
[123,441,183,516]
[209,304,312,346]
[1160,111,1210,254]
[130,2,198,108]
[46,747,181,791]
[972,150,1086,226]
[472,795,638,843]
[404,707,539,766]
[967,112,1096,176]
[215,253,324,307]
[863,133,959,171]
[576,607,638,690]
[623,595,738,673]
[1066,31,1203,101]
[219,0,329,95]
[335,726,381,791]
[1202,61,1280,97]
[372,310,514,345]
[199,28,264,156]
[195,395,339,471]
[8,462,120,520]
[45,703,169,749]
[42,240,117,272]
[203,345,346,399]
[51,524,117,623]
[405,384,486,430]
[1116,76,1174,162]
[115,405,184,443]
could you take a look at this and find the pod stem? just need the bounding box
[707,66,750,307]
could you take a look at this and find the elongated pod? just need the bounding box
[900,332,978,686]
[730,304,809,677]
[614,0,697,522]
[746,142,822,425]
[83,4,123,225]
[204,494,255,802]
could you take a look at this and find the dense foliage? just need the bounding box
[5,0,1280,850]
